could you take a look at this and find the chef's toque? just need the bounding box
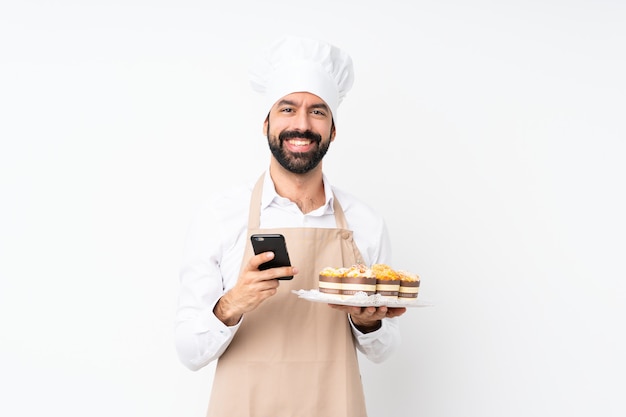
[249,36,354,122]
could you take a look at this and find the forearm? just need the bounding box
[175,299,241,371]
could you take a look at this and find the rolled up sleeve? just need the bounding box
[349,316,401,363]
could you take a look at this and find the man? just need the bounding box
[176,36,406,417]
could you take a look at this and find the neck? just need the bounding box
[269,160,326,214]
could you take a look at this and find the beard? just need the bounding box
[267,123,331,174]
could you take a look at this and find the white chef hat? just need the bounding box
[249,36,354,122]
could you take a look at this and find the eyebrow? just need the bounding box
[276,99,330,113]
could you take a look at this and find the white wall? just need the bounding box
[1,1,624,416]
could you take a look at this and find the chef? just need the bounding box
[175,36,406,417]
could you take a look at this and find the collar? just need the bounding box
[260,170,335,215]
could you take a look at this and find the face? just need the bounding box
[264,92,336,174]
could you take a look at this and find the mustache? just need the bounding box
[279,130,322,144]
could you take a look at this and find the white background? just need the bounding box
[1,1,625,416]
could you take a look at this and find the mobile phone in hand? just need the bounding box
[250,233,293,280]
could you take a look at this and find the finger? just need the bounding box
[357,306,387,321]
[248,252,275,270]
[259,286,279,297]
[255,266,298,281]
[247,253,298,280]
[348,306,374,320]
[363,306,379,316]
[259,277,280,290]
[328,304,361,315]
[386,307,407,317]
[273,265,298,279]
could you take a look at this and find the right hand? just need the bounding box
[214,252,298,326]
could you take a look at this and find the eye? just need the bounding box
[280,107,294,113]
[311,109,326,116]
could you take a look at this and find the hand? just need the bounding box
[328,304,407,333]
[214,252,298,326]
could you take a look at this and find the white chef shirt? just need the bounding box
[175,171,401,371]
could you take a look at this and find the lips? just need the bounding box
[284,138,316,152]
[279,130,322,145]
[288,139,313,146]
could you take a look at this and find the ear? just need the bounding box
[330,123,336,142]
[263,117,269,136]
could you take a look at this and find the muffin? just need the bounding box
[397,270,420,302]
[319,265,376,300]
[318,267,347,299]
[372,263,401,301]
[341,264,376,299]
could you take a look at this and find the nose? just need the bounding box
[293,110,312,132]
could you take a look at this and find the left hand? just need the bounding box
[328,304,406,333]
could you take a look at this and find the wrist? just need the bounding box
[214,294,242,326]
[351,316,382,334]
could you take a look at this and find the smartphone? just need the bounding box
[250,233,293,280]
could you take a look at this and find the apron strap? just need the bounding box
[332,193,349,230]
[248,172,349,230]
[247,174,265,230]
